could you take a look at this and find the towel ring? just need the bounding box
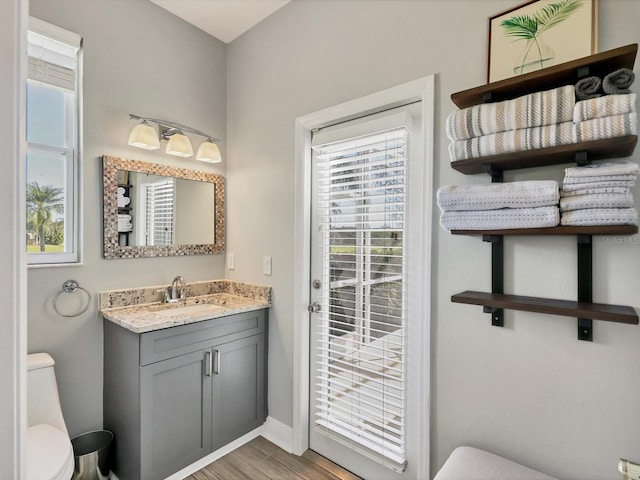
[53,280,92,318]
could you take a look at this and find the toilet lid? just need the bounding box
[27,424,74,480]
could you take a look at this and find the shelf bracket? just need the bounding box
[577,234,593,341]
[576,66,590,79]
[575,150,590,167]
[483,164,504,183]
[483,235,504,327]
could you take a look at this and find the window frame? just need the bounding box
[26,17,82,266]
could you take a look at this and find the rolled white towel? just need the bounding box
[117,186,126,195]
[437,180,559,212]
[118,214,132,221]
[117,197,131,207]
[560,207,638,226]
[440,206,559,231]
[559,192,634,212]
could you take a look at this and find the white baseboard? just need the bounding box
[261,415,294,454]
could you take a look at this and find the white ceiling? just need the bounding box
[149,0,292,44]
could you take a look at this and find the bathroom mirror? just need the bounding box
[102,155,224,259]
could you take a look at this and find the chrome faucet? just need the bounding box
[170,275,186,302]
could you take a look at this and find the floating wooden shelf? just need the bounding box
[451,44,638,108]
[450,135,637,175]
[451,225,638,236]
[452,291,639,325]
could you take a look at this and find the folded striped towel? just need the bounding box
[449,122,573,162]
[440,206,559,231]
[437,181,559,212]
[560,207,638,226]
[561,186,633,197]
[564,161,640,179]
[559,192,634,212]
[573,112,637,142]
[446,85,575,141]
[573,93,636,123]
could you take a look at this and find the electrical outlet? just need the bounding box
[227,252,235,270]
[263,256,272,275]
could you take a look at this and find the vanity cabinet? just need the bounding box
[104,309,267,480]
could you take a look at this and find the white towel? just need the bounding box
[561,185,633,197]
[564,162,639,179]
[563,174,637,185]
[117,186,125,195]
[573,112,637,142]
[559,193,634,212]
[118,225,133,233]
[446,85,575,141]
[560,207,638,226]
[573,93,636,123]
[117,197,131,207]
[437,181,559,212]
[561,180,636,191]
[449,122,573,162]
[440,206,559,231]
[118,214,132,221]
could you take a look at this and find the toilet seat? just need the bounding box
[27,424,74,480]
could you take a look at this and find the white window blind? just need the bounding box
[144,179,174,246]
[313,125,408,472]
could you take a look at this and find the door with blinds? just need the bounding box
[309,106,422,479]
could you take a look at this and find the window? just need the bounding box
[142,179,175,247]
[26,18,81,264]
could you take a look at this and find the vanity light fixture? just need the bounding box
[128,114,221,162]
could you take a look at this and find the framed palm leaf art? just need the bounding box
[488,0,598,83]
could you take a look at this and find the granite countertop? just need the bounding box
[99,280,271,334]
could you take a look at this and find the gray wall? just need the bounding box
[225,1,640,479]
[27,0,227,437]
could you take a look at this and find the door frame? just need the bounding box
[292,75,435,478]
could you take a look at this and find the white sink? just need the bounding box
[153,303,226,317]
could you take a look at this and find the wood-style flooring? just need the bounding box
[188,436,362,480]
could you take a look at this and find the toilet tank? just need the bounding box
[27,353,69,436]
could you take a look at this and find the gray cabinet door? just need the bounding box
[212,334,265,450]
[140,349,213,480]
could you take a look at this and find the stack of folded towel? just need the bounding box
[117,186,131,209]
[560,162,639,226]
[437,180,560,231]
[118,213,133,233]
[446,85,575,162]
[573,92,637,142]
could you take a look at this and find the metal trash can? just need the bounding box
[71,430,114,480]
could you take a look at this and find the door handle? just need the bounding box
[213,349,220,375]
[308,302,321,313]
[205,351,212,377]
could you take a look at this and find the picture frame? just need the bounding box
[487,0,598,83]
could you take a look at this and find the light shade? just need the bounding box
[128,121,160,150]
[165,132,193,158]
[196,141,222,163]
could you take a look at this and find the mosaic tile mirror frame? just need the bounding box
[102,154,225,259]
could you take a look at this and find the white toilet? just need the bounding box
[27,352,75,480]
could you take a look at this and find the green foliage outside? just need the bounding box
[26,181,64,252]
